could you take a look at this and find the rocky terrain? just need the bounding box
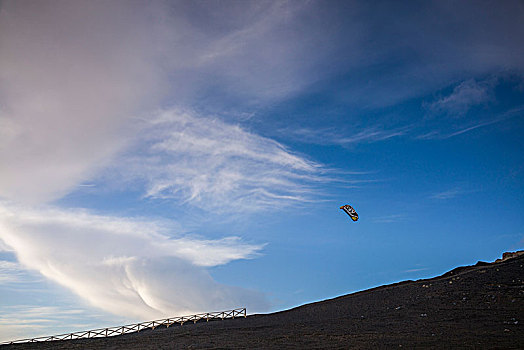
[3,252,523,349]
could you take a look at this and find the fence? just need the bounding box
[1,308,246,345]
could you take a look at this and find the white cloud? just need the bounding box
[0,203,268,321]
[0,238,13,252]
[428,79,492,115]
[430,188,466,200]
[116,109,322,213]
[3,0,520,209]
[0,3,326,334]
[0,0,169,204]
[0,1,334,207]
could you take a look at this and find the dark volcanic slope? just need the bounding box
[3,254,523,349]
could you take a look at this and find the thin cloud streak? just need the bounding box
[446,120,504,138]
[402,267,429,273]
[371,214,407,224]
[336,128,408,145]
[418,105,524,140]
[282,126,408,147]
[445,106,524,138]
[430,189,465,200]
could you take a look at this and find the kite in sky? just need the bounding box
[340,204,359,221]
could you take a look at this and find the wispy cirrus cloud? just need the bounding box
[0,203,268,321]
[115,109,323,213]
[174,0,342,103]
[0,0,335,208]
[2,0,522,208]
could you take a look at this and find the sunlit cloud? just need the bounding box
[0,0,169,204]
[0,203,268,321]
[115,109,323,213]
[0,1,334,208]
[0,238,13,252]
[0,1,329,333]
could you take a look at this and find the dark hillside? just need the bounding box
[3,252,523,349]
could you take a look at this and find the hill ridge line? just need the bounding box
[264,250,524,316]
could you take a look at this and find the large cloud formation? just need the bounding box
[0,0,171,203]
[2,0,523,204]
[0,0,330,205]
[0,0,327,325]
[0,203,267,319]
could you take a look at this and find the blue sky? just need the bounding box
[1,0,523,342]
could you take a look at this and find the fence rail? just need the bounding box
[1,308,246,345]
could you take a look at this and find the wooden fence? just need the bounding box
[1,308,246,345]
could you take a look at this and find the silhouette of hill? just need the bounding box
[3,252,523,349]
